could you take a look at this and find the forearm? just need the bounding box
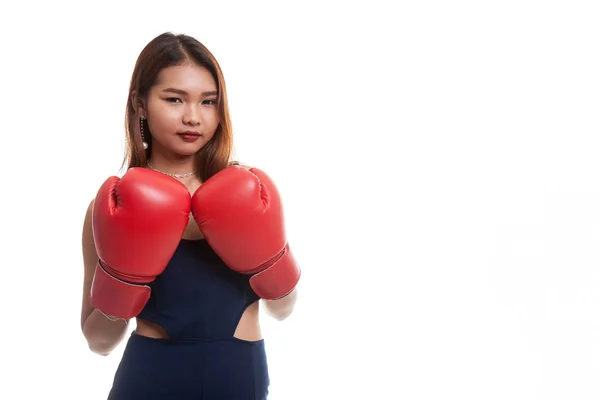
[82,309,130,356]
[262,288,298,321]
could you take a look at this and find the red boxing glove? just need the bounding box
[90,168,191,319]
[191,165,300,299]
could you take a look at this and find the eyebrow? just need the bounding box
[162,88,218,96]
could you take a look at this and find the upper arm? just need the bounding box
[80,199,98,330]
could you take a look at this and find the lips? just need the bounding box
[178,132,202,142]
[178,131,201,136]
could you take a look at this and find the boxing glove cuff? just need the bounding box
[89,261,151,320]
[249,244,301,300]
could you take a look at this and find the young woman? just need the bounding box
[80,32,300,399]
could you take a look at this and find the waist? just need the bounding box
[135,308,262,341]
[127,330,266,348]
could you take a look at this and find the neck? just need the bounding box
[147,152,196,178]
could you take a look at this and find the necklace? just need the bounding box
[146,160,195,178]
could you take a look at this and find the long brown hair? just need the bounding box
[122,32,234,182]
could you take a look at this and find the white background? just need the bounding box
[1,0,599,399]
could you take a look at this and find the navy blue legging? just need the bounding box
[107,333,269,399]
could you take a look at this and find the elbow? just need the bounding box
[83,331,122,356]
[263,289,298,321]
[82,327,115,356]
[271,309,294,321]
[87,341,113,357]
[81,315,125,356]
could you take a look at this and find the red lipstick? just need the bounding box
[178,131,201,142]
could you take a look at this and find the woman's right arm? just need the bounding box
[80,199,130,356]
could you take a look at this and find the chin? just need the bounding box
[172,141,208,156]
[170,148,201,158]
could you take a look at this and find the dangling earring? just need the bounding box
[141,116,148,150]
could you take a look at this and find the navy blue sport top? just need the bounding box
[106,238,270,399]
[137,238,260,339]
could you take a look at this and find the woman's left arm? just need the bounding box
[262,288,298,321]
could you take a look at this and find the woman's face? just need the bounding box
[142,63,220,157]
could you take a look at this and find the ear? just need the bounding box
[131,90,147,118]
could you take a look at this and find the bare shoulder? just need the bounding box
[228,160,252,170]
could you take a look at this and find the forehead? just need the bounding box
[154,64,217,92]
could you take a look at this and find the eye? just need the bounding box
[165,97,182,103]
[203,99,217,105]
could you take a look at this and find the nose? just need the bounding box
[183,104,201,125]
